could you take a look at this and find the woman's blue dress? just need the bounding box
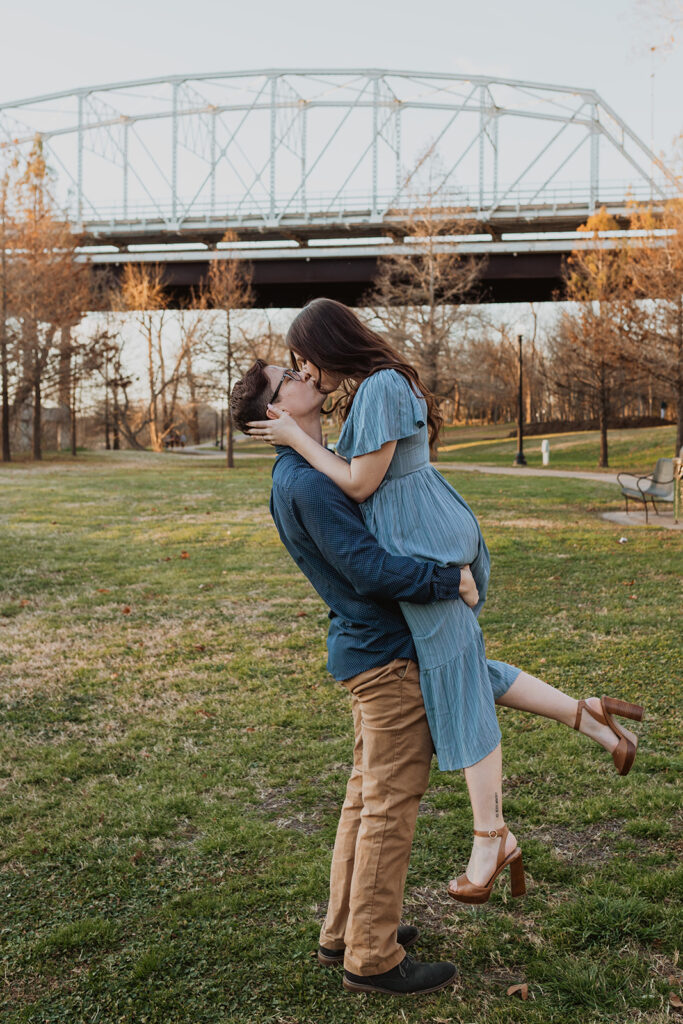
[335,369,520,771]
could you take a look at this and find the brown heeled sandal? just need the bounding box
[574,696,644,777]
[447,825,526,906]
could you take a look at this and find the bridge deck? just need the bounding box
[85,244,568,305]
[79,198,649,248]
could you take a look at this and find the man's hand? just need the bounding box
[459,565,479,608]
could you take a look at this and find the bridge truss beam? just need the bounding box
[1,69,678,252]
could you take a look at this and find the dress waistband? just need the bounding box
[384,463,430,480]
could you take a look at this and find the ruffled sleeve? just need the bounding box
[336,369,426,459]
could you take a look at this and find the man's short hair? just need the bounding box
[230,359,273,434]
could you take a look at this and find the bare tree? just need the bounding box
[116,263,167,451]
[98,334,119,450]
[235,311,287,371]
[0,165,16,462]
[175,309,216,446]
[556,208,632,467]
[65,323,113,455]
[115,263,198,451]
[453,305,552,427]
[364,178,484,456]
[627,197,683,453]
[183,318,203,446]
[200,233,254,468]
[10,139,89,460]
[105,342,139,452]
[87,271,130,450]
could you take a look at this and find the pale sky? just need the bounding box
[0,0,681,163]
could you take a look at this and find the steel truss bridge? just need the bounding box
[1,69,679,304]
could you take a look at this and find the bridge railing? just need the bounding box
[72,179,678,231]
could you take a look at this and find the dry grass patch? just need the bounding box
[526,820,625,864]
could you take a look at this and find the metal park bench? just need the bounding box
[617,457,677,524]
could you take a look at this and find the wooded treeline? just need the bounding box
[360,196,683,466]
[1,142,681,468]
[0,142,288,466]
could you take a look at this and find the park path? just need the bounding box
[226,450,620,484]
[171,447,619,483]
[435,461,618,485]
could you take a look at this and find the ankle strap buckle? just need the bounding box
[474,826,506,838]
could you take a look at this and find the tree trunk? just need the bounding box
[70,384,77,457]
[104,364,111,452]
[226,410,234,467]
[58,328,71,451]
[186,349,200,445]
[598,376,609,469]
[156,318,175,440]
[112,393,120,450]
[0,324,9,462]
[146,323,161,451]
[32,378,42,460]
[0,248,9,462]
[188,403,200,446]
[675,296,682,456]
[226,311,234,468]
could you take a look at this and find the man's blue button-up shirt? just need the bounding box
[269,447,462,681]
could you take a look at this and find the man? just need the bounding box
[230,360,477,997]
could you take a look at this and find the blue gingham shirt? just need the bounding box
[270,447,462,681]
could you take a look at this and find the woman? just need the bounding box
[247,297,643,904]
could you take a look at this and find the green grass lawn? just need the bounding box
[1,452,681,1023]
[436,424,679,474]
[231,423,679,474]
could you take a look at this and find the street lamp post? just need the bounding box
[513,332,527,466]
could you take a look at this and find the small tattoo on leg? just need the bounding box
[494,794,499,818]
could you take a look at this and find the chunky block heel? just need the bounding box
[509,852,526,898]
[601,697,644,722]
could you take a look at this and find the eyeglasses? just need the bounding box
[270,368,301,405]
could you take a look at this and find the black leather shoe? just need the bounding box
[318,925,419,966]
[343,954,456,995]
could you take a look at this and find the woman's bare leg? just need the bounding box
[455,672,638,888]
[456,742,517,887]
[495,671,634,752]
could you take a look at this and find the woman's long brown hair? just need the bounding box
[285,298,442,448]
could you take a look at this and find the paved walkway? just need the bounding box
[436,461,618,485]
[600,508,682,531]
[174,448,620,482]
[172,448,618,485]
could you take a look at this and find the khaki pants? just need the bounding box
[319,658,434,976]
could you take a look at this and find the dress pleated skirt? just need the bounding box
[361,464,520,771]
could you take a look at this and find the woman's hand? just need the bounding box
[246,406,304,447]
[459,565,479,608]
